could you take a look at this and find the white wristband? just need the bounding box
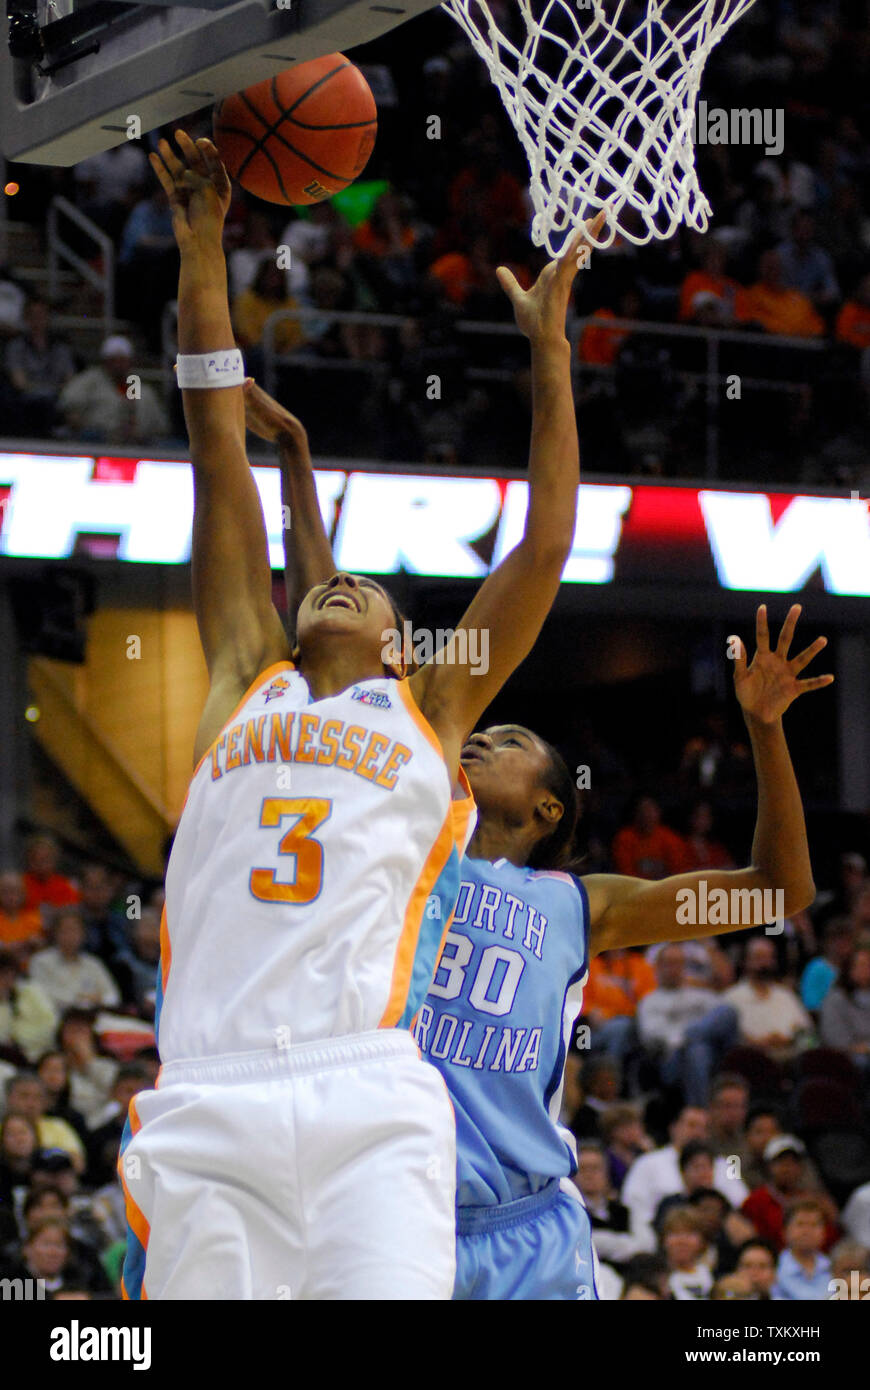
[176,349,245,389]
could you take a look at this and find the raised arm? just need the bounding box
[150,134,288,765]
[586,605,833,954]
[242,378,335,627]
[410,212,605,774]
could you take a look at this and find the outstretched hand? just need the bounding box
[149,131,232,250]
[496,209,607,344]
[731,604,834,724]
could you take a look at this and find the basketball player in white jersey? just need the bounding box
[118,130,598,1300]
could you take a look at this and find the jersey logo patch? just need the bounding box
[263,676,291,704]
[350,686,392,710]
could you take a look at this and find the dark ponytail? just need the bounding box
[526,736,581,872]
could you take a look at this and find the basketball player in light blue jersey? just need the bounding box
[417,615,831,1299]
[249,334,832,1303]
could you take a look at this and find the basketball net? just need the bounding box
[443,0,757,253]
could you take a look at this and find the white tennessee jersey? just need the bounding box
[156,661,477,1059]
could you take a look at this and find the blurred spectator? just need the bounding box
[775,211,840,313]
[0,870,45,958]
[232,259,304,360]
[678,239,739,323]
[58,1011,117,1130]
[721,936,813,1057]
[72,144,149,241]
[0,952,57,1064]
[575,1139,647,1265]
[428,233,532,316]
[645,936,724,990]
[842,1179,870,1248]
[710,1271,755,1299]
[611,796,691,879]
[688,1187,756,1276]
[800,917,855,1012]
[5,298,76,435]
[0,266,27,339]
[584,948,657,1062]
[577,289,641,366]
[810,852,867,929]
[771,1199,832,1300]
[570,1055,622,1138]
[228,211,285,300]
[683,801,735,872]
[742,1104,784,1189]
[741,1135,839,1252]
[734,1237,778,1298]
[736,249,825,338]
[443,128,527,259]
[661,1207,714,1299]
[111,907,160,1016]
[828,1238,870,1298]
[59,335,169,445]
[352,191,420,306]
[36,1051,88,1144]
[0,1215,109,1295]
[4,1074,85,1172]
[818,944,870,1071]
[618,1252,670,1300]
[599,1103,653,1191]
[678,707,753,798]
[29,910,122,1013]
[86,1064,149,1188]
[22,835,79,913]
[707,1074,750,1162]
[0,1113,40,1204]
[653,1140,720,1229]
[621,1107,748,1251]
[117,186,177,350]
[635,945,738,1105]
[836,278,870,350]
[77,864,130,963]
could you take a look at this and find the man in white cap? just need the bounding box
[741,1134,839,1250]
[59,334,169,444]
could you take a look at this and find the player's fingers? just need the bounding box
[197,138,232,193]
[175,128,206,172]
[755,603,770,652]
[496,265,521,299]
[795,674,835,694]
[775,602,802,657]
[156,137,185,180]
[790,634,827,674]
[149,151,177,200]
[728,635,747,679]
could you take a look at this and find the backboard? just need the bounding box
[1,0,441,165]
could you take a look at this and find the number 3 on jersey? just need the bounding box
[250,797,332,905]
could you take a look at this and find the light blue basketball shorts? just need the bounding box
[454,1178,600,1301]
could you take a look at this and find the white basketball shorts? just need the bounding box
[119,1029,457,1300]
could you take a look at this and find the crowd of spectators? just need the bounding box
[1,0,870,479]
[2,756,868,1301]
[561,798,870,1300]
[0,833,161,1297]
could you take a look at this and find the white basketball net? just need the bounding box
[443,0,757,253]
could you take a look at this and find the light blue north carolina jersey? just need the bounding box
[414,856,590,1208]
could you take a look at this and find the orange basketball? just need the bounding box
[212,54,377,206]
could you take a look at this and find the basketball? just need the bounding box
[212,54,377,206]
